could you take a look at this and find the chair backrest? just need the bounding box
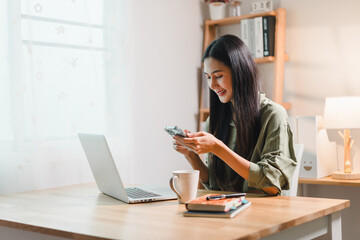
[283,144,304,196]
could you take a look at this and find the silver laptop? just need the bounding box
[78,133,177,203]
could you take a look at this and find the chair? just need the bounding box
[283,144,304,196]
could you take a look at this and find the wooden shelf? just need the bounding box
[299,175,360,187]
[205,10,277,27]
[199,108,210,124]
[255,54,289,64]
[200,108,210,113]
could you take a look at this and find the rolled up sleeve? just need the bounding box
[248,110,297,192]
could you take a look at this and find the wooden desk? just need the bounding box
[0,183,349,240]
[299,175,360,186]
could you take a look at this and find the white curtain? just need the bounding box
[0,0,134,194]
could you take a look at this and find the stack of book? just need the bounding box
[183,193,251,218]
[240,16,276,58]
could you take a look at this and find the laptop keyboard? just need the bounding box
[125,187,161,199]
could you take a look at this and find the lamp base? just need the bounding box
[332,171,360,180]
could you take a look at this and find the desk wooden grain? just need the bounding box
[0,183,350,240]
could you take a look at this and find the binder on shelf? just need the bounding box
[254,17,264,58]
[240,18,255,57]
[263,16,276,57]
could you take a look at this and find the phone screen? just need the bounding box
[164,126,186,137]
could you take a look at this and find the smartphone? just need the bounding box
[164,126,187,138]
[164,126,194,152]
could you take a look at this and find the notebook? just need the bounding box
[183,201,251,218]
[78,133,177,203]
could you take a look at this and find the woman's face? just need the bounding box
[203,57,233,104]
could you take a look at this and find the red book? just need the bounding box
[185,194,245,212]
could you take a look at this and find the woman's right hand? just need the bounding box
[173,130,209,184]
[173,140,192,156]
[172,130,193,157]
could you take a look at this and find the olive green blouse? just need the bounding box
[202,92,297,194]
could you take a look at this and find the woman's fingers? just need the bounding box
[173,131,214,154]
[174,138,197,152]
[186,131,205,138]
[173,136,186,146]
[176,139,198,150]
[181,137,200,145]
[173,137,197,148]
[184,129,192,136]
[174,144,185,151]
[173,141,189,154]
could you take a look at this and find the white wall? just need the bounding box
[282,0,360,116]
[124,0,204,185]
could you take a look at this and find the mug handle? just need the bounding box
[169,176,181,199]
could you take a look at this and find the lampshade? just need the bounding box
[323,97,360,129]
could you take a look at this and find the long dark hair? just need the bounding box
[202,34,260,190]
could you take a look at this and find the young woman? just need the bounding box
[173,35,296,195]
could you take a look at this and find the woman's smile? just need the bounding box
[217,89,226,96]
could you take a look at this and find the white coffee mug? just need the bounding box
[169,170,199,204]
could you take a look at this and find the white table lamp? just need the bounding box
[323,96,360,180]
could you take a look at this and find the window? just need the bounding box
[2,0,116,142]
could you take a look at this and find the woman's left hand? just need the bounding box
[174,131,219,154]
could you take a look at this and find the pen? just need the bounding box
[206,193,246,201]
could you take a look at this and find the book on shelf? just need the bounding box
[185,193,246,212]
[254,17,264,58]
[263,16,276,57]
[184,199,251,218]
[240,18,255,57]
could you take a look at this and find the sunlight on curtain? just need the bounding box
[0,0,134,194]
[0,2,13,143]
[21,0,106,140]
